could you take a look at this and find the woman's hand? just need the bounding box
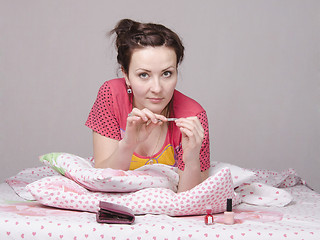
[175,116,204,164]
[175,116,207,192]
[124,108,167,148]
[93,108,167,170]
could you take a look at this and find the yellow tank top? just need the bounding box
[129,132,176,170]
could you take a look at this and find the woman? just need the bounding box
[86,19,210,192]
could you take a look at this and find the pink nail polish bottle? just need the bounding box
[224,198,235,225]
[204,206,214,225]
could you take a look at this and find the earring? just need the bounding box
[127,87,132,94]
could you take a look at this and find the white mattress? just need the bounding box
[1,182,320,239]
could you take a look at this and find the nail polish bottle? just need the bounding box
[204,206,214,225]
[224,198,234,225]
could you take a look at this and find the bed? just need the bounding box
[1,153,320,239]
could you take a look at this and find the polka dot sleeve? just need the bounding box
[85,82,121,140]
[176,111,211,172]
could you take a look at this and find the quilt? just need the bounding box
[5,153,297,216]
[1,153,320,239]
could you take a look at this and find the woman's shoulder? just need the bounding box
[172,90,206,117]
[99,78,126,92]
[95,78,129,110]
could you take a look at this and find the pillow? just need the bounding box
[236,182,293,207]
[209,162,256,188]
[26,167,240,216]
[5,166,58,200]
[40,153,179,192]
[249,168,305,188]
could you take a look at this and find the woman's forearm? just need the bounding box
[93,131,136,170]
[177,160,202,193]
[177,156,210,193]
[95,140,136,170]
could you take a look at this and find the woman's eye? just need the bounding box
[163,71,172,78]
[139,73,149,79]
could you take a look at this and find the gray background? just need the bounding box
[1,0,319,192]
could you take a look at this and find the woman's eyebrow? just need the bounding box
[162,66,175,71]
[135,68,151,72]
[135,66,175,72]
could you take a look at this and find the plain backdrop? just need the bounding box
[1,0,319,192]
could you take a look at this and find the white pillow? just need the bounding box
[236,182,293,207]
[209,162,256,188]
[40,153,179,192]
[26,167,240,216]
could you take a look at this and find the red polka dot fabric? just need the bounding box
[85,82,121,140]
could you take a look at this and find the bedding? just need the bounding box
[1,155,320,239]
[25,167,240,216]
[38,153,254,192]
[39,153,180,192]
[1,183,320,239]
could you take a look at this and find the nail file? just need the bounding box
[158,118,178,122]
[167,118,178,121]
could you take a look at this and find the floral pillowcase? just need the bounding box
[40,153,256,194]
[39,153,179,193]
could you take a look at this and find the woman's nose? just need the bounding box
[150,78,162,93]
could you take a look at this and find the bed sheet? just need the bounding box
[1,182,320,239]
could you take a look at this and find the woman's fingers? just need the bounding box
[126,108,165,145]
[176,117,204,152]
[187,117,204,138]
[176,117,204,141]
[128,108,166,124]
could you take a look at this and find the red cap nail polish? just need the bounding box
[205,206,214,225]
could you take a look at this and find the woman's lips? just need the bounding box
[148,97,163,103]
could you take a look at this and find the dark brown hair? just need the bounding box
[110,19,184,74]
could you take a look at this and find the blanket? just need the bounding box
[6,153,301,216]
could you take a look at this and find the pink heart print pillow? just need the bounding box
[26,167,240,216]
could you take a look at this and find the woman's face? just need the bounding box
[124,46,178,115]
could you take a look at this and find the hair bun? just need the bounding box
[112,19,138,36]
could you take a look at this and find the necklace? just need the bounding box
[147,125,163,158]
